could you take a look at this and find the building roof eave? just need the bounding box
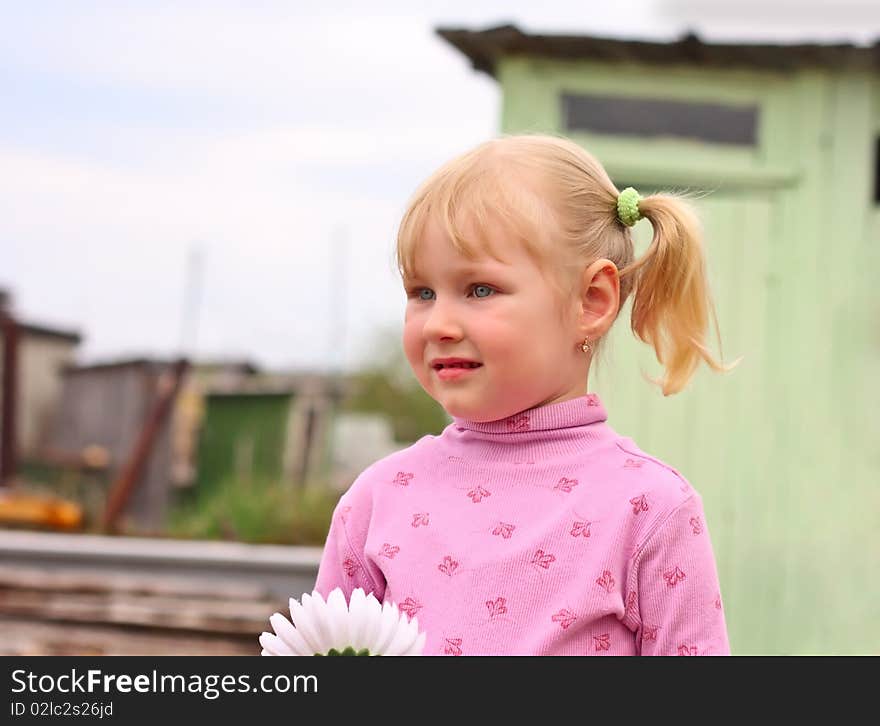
[435,24,880,78]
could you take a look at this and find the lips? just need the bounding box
[432,359,482,382]
[430,357,483,370]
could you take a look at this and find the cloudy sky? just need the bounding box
[2,1,876,372]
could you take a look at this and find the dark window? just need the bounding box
[561,93,759,146]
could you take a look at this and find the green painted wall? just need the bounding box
[194,394,292,496]
[498,56,880,654]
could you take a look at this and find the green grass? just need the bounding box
[166,476,341,546]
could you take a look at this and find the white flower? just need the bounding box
[259,587,427,656]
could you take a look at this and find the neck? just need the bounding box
[439,393,616,466]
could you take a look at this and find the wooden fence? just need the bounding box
[0,530,322,655]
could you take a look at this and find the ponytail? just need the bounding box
[617,193,742,396]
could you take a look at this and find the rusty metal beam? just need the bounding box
[102,358,189,532]
[0,305,19,486]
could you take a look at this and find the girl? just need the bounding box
[314,134,738,655]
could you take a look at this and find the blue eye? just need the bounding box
[407,285,495,300]
[472,285,495,298]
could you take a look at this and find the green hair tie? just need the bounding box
[617,187,642,227]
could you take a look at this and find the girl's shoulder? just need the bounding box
[612,435,700,509]
[336,432,440,503]
[607,437,709,554]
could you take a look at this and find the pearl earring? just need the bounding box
[581,338,592,354]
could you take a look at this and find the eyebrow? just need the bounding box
[405,260,510,283]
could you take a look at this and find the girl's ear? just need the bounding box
[578,258,620,339]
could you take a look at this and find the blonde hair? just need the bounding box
[396,133,740,396]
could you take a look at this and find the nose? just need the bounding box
[422,296,464,342]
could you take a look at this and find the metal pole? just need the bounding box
[0,304,19,487]
[178,243,204,358]
[327,225,348,372]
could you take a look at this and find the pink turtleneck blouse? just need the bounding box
[314,393,730,655]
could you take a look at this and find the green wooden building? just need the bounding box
[439,25,880,654]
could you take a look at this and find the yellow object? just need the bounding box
[0,489,83,530]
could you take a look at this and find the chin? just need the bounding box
[439,398,503,423]
[435,396,478,421]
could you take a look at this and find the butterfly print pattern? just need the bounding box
[438,555,459,576]
[492,522,515,539]
[531,550,556,569]
[486,597,508,619]
[596,570,615,593]
[623,458,644,469]
[642,625,659,642]
[392,471,414,487]
[625,591,637,616]
[630,494,649,514]
[342,556,360,578]
[379,543,400,559]
[398,597,423,618]
[554,477,578,493]
[690,517,703,535]
[552,609,577,629]
[586,394,600,407]
[467,486,491,503]
[663,566,686,588]
[715,593,723,610]
[570,521,591,538]
[677,644,698,656]
[444,638,462,656]
[411,512,429,528]
[506,414,531,432]
[593,634,611,651]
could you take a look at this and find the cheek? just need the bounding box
[485,305,565,362]
[401,320,422,363]
[475,310,530,353]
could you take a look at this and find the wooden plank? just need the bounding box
[0,565,271,601]
[0,589,283,635]
[0,617,259,656]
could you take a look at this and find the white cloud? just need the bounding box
[0,105,497,369]
[658,0,880,45]
[0,6,459,101]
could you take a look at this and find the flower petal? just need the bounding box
[401,615,426,655]
[288,594,325,654]
[269,612,311,655]
[347,588,368,650]
[301,591,336,654]
[259,631,295,656]
[360,592,384,653]
[408,630,427,656]
[372,601,402,654]
[384,611,420,655]
[325,588,351,652]
[394,618,427,656]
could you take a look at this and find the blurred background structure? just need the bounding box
[1,1,878,655]
[0,294,439,538]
